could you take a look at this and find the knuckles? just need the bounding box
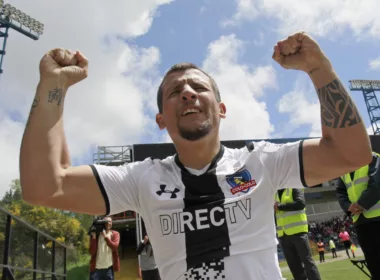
[39,48,89,86]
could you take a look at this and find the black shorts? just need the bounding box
[343,240,351,249]
[142,268,161,280]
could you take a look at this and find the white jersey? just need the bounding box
[91,140,307,280]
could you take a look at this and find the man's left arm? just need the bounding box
[277,189,305,211]
[357,154,380,210]
[273,32,372,188]
[105,231,120,252]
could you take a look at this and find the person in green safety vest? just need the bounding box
[274,188,321,280]
[336,152,380,279]
[329,239,337,258]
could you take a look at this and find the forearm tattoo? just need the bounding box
[317,79,362,128]
[26,97,40,126]
[26,87,63,126]
[48,88,63,105]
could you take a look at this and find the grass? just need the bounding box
[67,264,89,280]
[281,258,371,280]
[279,253,334,268]
[66,255,90,280]
[67,253,371,280]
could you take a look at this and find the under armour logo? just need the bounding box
[156,184,180,199]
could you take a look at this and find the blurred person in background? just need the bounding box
[275,188,321,280]
[338,227,355,259]
[137,234,161,280]
[89,216,120,280]
[329,238,337,258]
[317,239,325,263]
[336,152,380,279]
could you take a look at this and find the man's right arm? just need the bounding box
[277,188,306,211]
[20,76,107,214]
[336,178,351,214]
[19,49,140,215]
[357,153,380,210]
[136,242,146,255]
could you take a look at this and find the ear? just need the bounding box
[156,113,166,130]
[219,102,226,119]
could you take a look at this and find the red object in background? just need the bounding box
[111,211,136,220]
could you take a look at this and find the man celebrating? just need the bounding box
[20,31,371,279]
[89,216,120,280]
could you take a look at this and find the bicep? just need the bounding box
[302,138,365,187]
[42,162,141,215]
[39,165,106,215]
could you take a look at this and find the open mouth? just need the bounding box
[181,108,201,116]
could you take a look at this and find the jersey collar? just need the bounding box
[174,144,225,174]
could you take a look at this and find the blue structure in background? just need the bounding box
[349,80,380,135]
[0,2,44,74]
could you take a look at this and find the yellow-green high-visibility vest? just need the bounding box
[341,163,380,223]
[275,188,308,237]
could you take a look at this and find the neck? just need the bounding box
[175,134,221,170]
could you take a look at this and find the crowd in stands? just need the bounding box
[308,215,357,245]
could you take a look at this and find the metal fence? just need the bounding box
[306,201,343,218]
[0,207,69,280]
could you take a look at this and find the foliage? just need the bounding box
[0,179,95,278]
[67,254,90,280]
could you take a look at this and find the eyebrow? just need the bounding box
[166,78,209,92]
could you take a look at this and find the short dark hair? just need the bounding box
[157,63,221,113]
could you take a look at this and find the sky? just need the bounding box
[0,0,379,196]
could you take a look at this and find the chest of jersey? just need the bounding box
[137,154,276,272]
[139,156,270,221]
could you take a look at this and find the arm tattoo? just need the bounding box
[32,96,40,109]
[48,88,63,105]
[26,97,40,126]
[317,79,362,128]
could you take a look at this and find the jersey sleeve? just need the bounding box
[255,140,307,190]
[90,159,151,215]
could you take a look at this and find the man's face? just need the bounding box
[156,69,226,142]
[105,217,112,230]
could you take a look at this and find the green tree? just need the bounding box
[1,179,22,207]
[0,178,93,277]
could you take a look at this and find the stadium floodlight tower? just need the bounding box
[0,0,44,74]
[349,79,380,135]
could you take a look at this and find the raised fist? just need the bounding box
[39,48,88,88]
[272,31,331,73]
